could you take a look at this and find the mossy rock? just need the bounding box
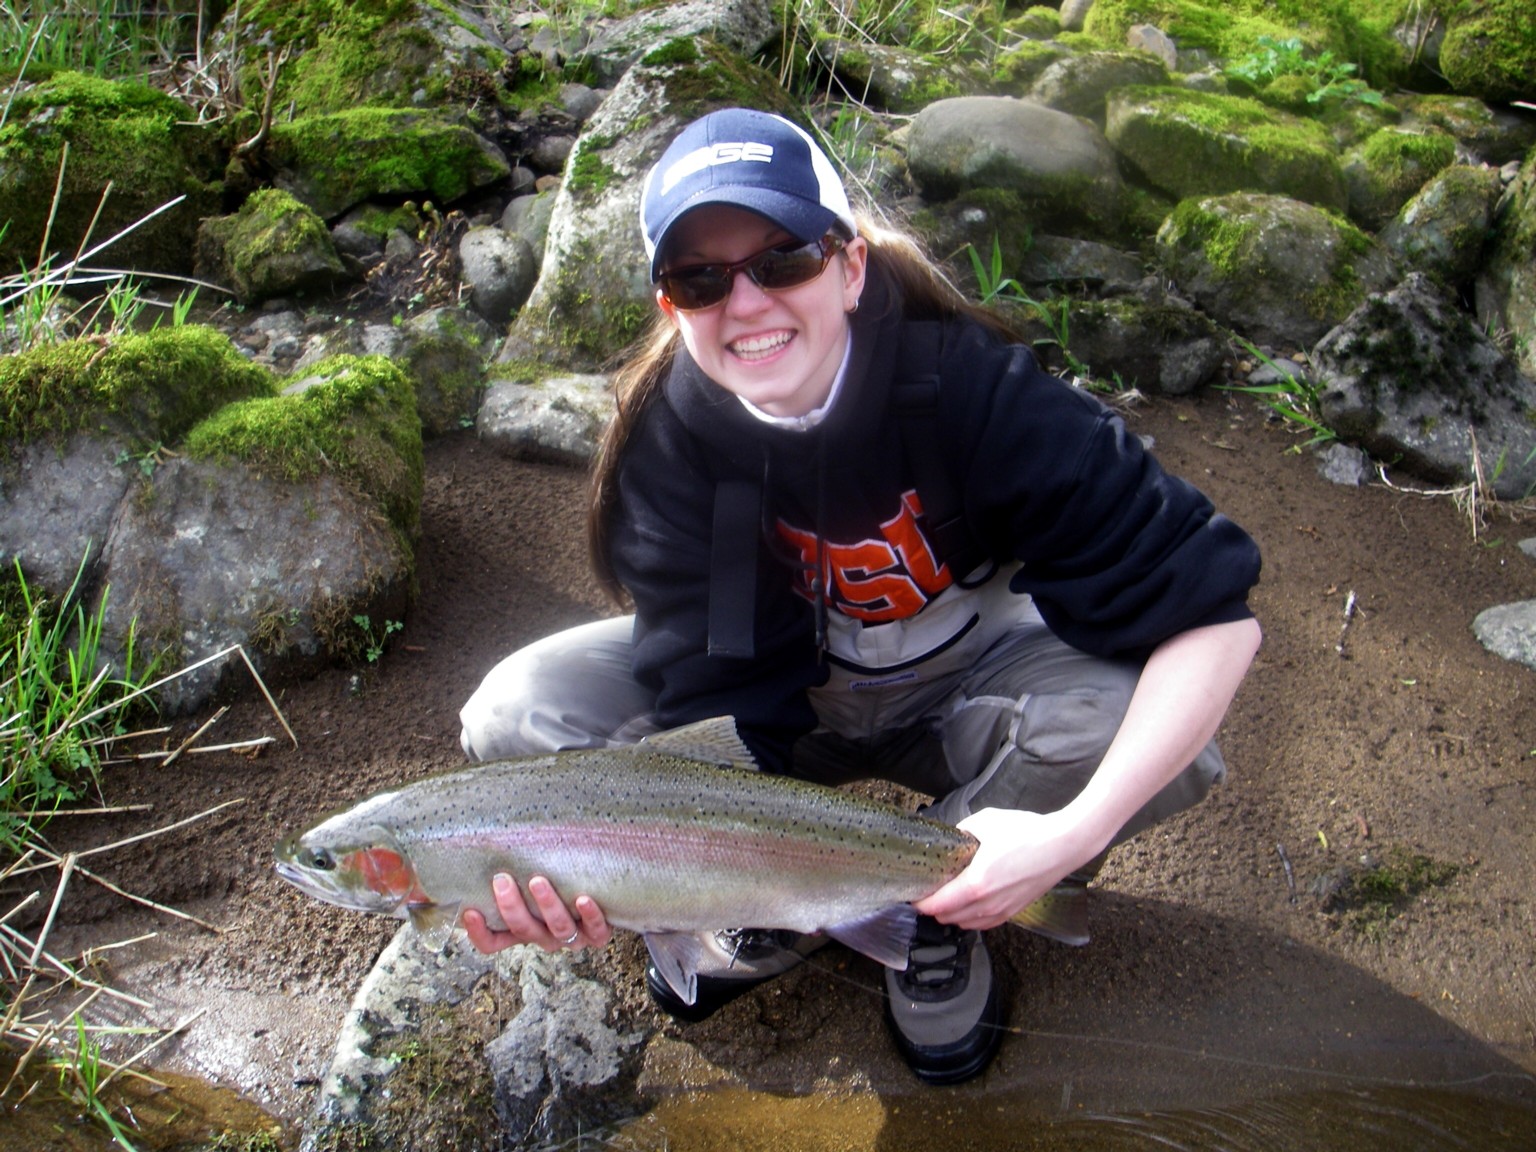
[1342,127,1457,231]
[1381,164,1503,289]
[0,72,223,276]
[992,39,1072,92]
[183,354,424,545]
[1106,86,1346,212]
[196,188,350,304]
[1439,0,1536,103]
[222,0,509,116]
[266,107,511,220]
[0,326,277,457]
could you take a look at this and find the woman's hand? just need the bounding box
[462,873,613,954]
[914,807,1091,930]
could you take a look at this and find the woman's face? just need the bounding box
[656,204,867,419]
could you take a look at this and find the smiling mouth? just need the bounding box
[730,331,792,360]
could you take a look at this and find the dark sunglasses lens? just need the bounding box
[751,245,828,290]
[661,269,730,310]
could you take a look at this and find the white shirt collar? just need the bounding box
[736,333,854,433]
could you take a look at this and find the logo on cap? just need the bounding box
[660,141,776,195]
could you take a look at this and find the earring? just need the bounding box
[846,298,860,315]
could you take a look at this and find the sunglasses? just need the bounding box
[656,234,845,312]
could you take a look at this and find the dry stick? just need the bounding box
[99,1008,209,1092]
[35,141,70,269]
[162,705,227,768]
[71,862,225,934]
[0,987,103,1098]
[70,644,297,748]
[1,890,40,928]
[107,736,275,764]
[38,804,154,816]
[34,662,113,766]
[28,851,76,967]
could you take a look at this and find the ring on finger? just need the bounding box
[561,929,580,946]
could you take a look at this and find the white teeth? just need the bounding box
[731,331,791,359]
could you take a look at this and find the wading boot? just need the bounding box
[884,914,1004,1085]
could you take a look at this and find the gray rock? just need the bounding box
[575,0,778,87]
[458,226,539,326]
[1314,273,1536,500]
[195,191,350,306]
[811,38,979,112]
[1380,164,1503,289]
[1475,151,1536,382]
[1315,441,1370,487]
[560,83,606,123]
[1519,538,1536,561]
[1018,235,1147,295]
[1341,128,1456,232]
[500,190,558,254]
[479,374,611,465]
[0,433,133,593]
[1028,51,1168,124]
[1472,601,1536,673]
[906,97,1123,231]
[1059,0,1095,33]
[1128,24,1178,71]
[1053,295,1228,395]
[486,950,648,1147]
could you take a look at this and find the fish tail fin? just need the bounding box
[408,900,462,952]
[1009,882,1090,946]
[826,904,917,970]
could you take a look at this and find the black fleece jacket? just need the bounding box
[608,264,1262,771]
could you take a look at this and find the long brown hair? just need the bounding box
[586,211,1021,605]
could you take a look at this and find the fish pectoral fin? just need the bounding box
[826,905,917,971]
[408,900,462,952]
[641,717,759,771]
[643,931,705,1006]
[1009,883,1090,946]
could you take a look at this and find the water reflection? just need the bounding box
[602,1083,1536,1152]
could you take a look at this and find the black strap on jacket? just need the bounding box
[707,479,760,658]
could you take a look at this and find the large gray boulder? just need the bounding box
[1315,273,1536,500]
[906,97,1124,232]
[1027,51,1168,124]
[1380,164,1503,290]
[458,226,540,327]
[1475,151,1536,382]
[1156,193,1398,348]
[574,0,779,87]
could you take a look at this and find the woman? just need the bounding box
[460,107,1263,1085]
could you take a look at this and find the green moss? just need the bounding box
[0,72,222,275]
[182,355,424,541]
[641,38,701,68]
[1322,844,1462,936]
[1439,0,1536,102]
[267,108,510,217]
[0,327,276,453]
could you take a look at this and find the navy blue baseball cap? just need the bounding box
[640,108,857,280]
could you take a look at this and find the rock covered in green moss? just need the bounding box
[196,189,351,304]
[217,0,508,118]
[907,97,1125,234]
[1393,92,1536,167]
[574,0,781,88]
[1315,272,1536,499]
[0,326,276,454]
[1476,150,1536,382]
[183,354,424,541]
[1106,86,1346,211]
[267,108,511,220]
[0,72,222,276]
[1439,0,1536,104]
[1380,164,1503,289]
[1027,50,1169,125]
[810,38,977,112]
[1342,127,1457,231]
[1156,192,1397,346]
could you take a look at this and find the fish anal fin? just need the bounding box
[641,717,759,771]
[825,904,917,970]
[408,900,462,952]
[644,931,705,1005]
[1009,883,1090,946]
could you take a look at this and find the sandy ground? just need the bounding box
[20,386,1536,1148]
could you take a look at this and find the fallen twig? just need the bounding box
[1335,589,1357,656]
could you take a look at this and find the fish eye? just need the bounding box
[307,848,336,871]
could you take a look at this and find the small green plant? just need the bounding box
[354,615,403,663]
[1220,337,1337,449]
[1225,36,1385,108]
[0,559,154,857]
[965,236,1092,380]
[51,1015,140,1151]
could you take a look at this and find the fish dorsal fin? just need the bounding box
[1009,882,1090,946]
[643,930,706,1005]
[826,905,918,971]
[408,900,463,952]
[641,716,759,770]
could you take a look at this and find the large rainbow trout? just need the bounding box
[275,717,1086,1004]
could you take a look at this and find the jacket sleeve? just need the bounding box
[608,401,822,771]
[946,324,1261,659]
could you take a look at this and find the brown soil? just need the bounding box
[24,389,1536,1147]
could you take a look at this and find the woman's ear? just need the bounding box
[841,236,869,313]
[655,287,678,325]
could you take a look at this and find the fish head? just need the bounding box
[274,821,423,918]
